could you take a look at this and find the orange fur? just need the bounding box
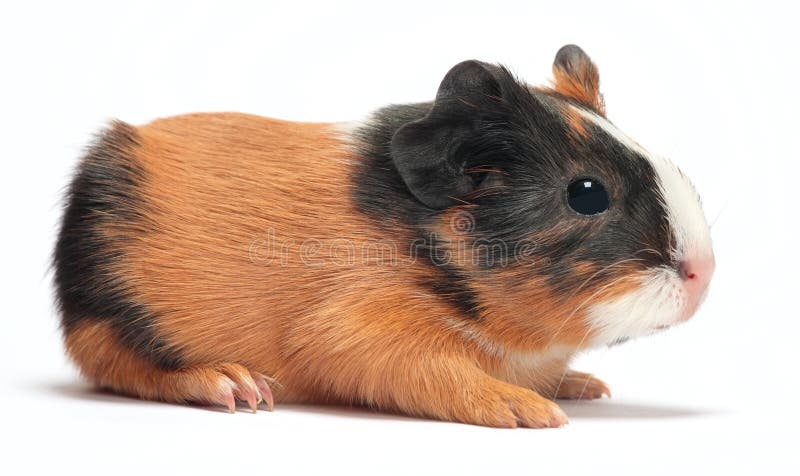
[64,320,273,411]
[552,57,606,116]
[561,105,591,138]
[61,113,625,427]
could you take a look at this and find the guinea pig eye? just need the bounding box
[567,178,609,215]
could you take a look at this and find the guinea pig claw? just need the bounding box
[252,373,275,411]
[223,393,236,414]
[227,382,259,413]
[244,391,259,413]
[211,363,276,413]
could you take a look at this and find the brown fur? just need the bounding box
[552,57,606,116]
[561,105,591,138]
[64,319,273,411]
[61,113,620,427]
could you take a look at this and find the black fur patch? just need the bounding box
[416,231,483,319]
[352,64,672,315]
[53,122,183,370]
[351,103,487,316]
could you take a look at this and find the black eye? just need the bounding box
[567,178,609,215]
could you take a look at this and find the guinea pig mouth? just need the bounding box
[608,336,631,347]
[607,324,672,347]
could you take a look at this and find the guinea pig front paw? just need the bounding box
[469,382,569,428]
[553,370,611,400]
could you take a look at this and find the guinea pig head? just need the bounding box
[391,45,714,349]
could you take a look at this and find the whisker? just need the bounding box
[710,199,728,230]
[551,273,649,399]
[544,247,661,348]
[565,253,647,302]
[636,247,663,260]
[546,273,637,348]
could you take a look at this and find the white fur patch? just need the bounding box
[571,106,712,261]
[570,106,713,345]
[585,268,687,345]
[331,120,362,137]
[505,344,573,371]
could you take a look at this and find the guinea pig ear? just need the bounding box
[552,44,605,116]
[391,60,502,209]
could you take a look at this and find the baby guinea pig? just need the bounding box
[54,44,715,428]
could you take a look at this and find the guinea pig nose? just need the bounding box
[678,254,715,288]
[677,261,696,280]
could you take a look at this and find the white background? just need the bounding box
[1,1,798,474]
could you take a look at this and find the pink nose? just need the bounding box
[678,254,715,313]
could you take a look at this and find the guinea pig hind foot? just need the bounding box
[121,362,275,413]
[64,321,274,413]
[172,363,276,413]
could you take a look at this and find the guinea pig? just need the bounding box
[53,44,714,428]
